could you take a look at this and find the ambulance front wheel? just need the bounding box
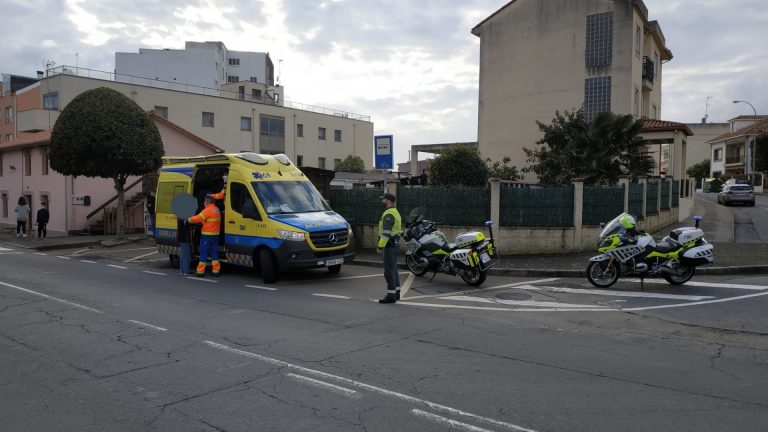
[259,249,278,284]
[169,254,180,269]
[328,264,342,274]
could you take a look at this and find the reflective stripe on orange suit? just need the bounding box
[188,203,221,235]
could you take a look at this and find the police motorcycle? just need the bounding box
[403,206,498,286]
[587,213,715,288]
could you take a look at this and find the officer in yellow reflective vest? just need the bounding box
[377,193,402,303]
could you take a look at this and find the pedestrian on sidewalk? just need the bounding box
[176,217,193,275]
[187,194,222,277]
[36,202,50,238]
[14,196,30,238]
[377,192,402,304]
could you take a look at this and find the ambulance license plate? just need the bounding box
[325,258,344,266]
[480,252,491,264]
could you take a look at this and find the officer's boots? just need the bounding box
[379,293,397,304]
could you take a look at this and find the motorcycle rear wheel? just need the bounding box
[460,268,487,286]
[586,260,620,288]
[406,254,428,276]
[663,264,695,285]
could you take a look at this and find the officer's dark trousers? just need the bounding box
[383,242,400,294]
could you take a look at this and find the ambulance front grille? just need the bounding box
[309,229,349,248]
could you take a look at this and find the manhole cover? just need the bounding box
[496,292,532,301]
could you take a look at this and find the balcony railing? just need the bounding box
[642,56,655,83]
[725,155,744,165]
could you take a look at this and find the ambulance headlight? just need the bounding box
[278,230,306,241]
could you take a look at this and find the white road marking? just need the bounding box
[57,256,71,260]
[186,277,218,283]
[123,251,158,262]
[400,273,415,298]
[625,279,768,291]
[81,260,97,264]
[0,247,12,251]
[34,252,47,256]
[519,285,715,301]
[143,258,170,262]
[405,277,562,301]
[71,247,92,255]
[399,302,611,312]
[246,285,278,291]
[285,373,362,399]
[203,341,537,432]
[625,290,768,311]
[411,409,496,432]
[443,295,609,309]
[76,247,156,255]
[108,264,128,270]
[0,252,23,255]
[0,281,103,314]
[312,293,351,300]
[143,271,167,276]
[127,320,167,332]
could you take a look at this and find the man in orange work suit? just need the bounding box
[188,192,224,277]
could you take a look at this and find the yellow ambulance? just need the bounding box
[154,153,354,283]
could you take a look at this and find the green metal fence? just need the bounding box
[628,183,644,218]
[396,185,491,226]
[646,182,659,215]
[660,181,670,210]
[671,181,680,207]
[500,186,574,227]
[329,188,384,224]
[582,185,625,226]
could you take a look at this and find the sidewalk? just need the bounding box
[0,232,147,251]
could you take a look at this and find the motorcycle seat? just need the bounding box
[648,239,678,253]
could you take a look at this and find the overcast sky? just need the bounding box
[3,0,766,164]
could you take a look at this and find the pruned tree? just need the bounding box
[49,87,163,239]
[428,144,489,187]
[686,159,711,180]
[334,154,366,173]
[486,156,523,181]
[524,109,652,185]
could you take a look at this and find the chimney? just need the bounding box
[36,71,44,79]
[701,117,707,124]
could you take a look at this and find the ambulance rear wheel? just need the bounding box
[328,264,342,274]
[169,254,180,269]
[259,249,278,283]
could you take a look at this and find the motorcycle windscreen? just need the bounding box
[406,206,426,226]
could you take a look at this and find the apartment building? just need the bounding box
[1,74,39,146]
[17,67,373,170]
[708,115,768,188]
[472,0,672,181]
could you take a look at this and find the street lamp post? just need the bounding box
[733,100,759,188]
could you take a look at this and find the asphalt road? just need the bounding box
[1,244,768,432]
[696,192,768,244]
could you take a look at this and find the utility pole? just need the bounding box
[733,100,758,188]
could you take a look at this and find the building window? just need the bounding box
[23,150,31,176]
[202,112,215,128]
[6,134,13,142]
[635,25,642,56]
[41,148,49,175]
[585,12,613,68]
[43,92,58,110]
[259,115,285,154]
[5,107,12,124]
[318,157,326,169]
[713,148,723,162]
[228,58,240,66]
[250,77,258,83]
[634,87,640,116]
[227,76,239,83]
[251,89,262,101]
[318,127,326,140]
[583,76,611,122]
[154,106,168,119]
[241,116,252,131]
[1,192,7,217]
[334,129,342,142]
[334,158,341,169]
[297,123,304,137]
[296,155,303,166]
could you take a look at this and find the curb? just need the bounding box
[349,260,768,277]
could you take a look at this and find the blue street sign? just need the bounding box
[374,135,394,170]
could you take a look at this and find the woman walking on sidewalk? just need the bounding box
[14,196,30,238]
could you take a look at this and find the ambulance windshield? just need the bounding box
[252,181,330,214]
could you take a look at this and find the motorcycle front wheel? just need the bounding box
[406,254,428,276]
[586,260,620,288]
[663,264,695,285]
[460,268,487,287]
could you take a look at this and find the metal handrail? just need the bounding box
[86,177,144,220]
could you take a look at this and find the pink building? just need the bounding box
[0,112,222,236]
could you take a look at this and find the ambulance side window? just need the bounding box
[230,182,261,221]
